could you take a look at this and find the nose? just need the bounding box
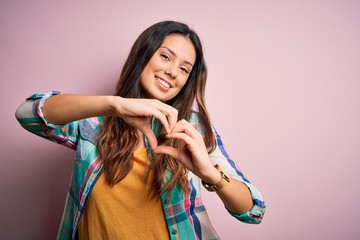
[165,63,177,79]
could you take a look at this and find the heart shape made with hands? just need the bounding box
[136,118,184,160]
[135,117,213,179]
[139,122,189,166]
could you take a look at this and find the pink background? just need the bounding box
[1,1,359,239]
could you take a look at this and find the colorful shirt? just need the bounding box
[78,148,170,239]
[15,92,266,240]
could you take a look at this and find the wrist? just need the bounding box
[201,166,222,184]
[202,164,230,192]
[107,96,123,116]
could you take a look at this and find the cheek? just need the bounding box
[139,73,145,88]
[140,65,151,84]
[177,77,189,89]
[146,56,162,71]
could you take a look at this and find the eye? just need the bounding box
[160,53,170,61]
[180,66,190,74]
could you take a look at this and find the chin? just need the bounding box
[145,89,178,102]
[153,93,176,102]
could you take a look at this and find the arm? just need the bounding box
[15,92,82,148]
[43,93,180,149]
[207,129,266,223]
[204,167,254,214]
[154,119,266,223]
[16,92,179,149]
[42,94,115,125]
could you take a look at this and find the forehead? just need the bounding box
[159,34,196,64]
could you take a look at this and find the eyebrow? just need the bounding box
[160,46,194,67]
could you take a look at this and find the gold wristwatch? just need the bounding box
[202,164,230,192]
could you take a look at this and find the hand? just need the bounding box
[153,119,220,183]
[114,97,178,150]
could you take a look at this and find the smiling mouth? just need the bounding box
[155,76,171,89]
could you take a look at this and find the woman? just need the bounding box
[16,21,265,240]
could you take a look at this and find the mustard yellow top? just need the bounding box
[78,148,169,240]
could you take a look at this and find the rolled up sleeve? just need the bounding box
[210,128,266,224]
[15,91,79,150]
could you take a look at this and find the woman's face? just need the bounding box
[140,34,196,102]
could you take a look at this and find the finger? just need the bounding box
[139,99,178,134]
[170,120,201,138]
[162,108,178,132]
[166,132,194,145]
[151,109,171,134]
[137,124,158,150]
[155,102,178,132]
[153,145,180,160]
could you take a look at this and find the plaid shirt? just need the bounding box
[16,92,266,240]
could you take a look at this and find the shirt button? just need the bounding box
[171,230,177,235]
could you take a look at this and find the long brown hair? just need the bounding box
[97,21,215,198]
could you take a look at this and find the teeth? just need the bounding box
[156,77,170,88]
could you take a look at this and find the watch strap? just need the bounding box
[201,164,230,192]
